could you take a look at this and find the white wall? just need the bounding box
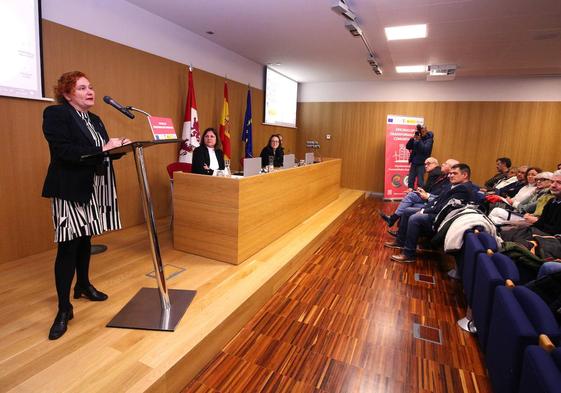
[42,0,264,89]
[299,77,561,102]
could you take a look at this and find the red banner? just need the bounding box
[384,114,424,199]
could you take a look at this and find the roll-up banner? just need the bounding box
[384,114,424,200]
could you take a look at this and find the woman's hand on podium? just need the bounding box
[103,137,132,151]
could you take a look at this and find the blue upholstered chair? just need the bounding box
[485,286,561,393]
[462,231,498,306]
[471,252,520,350]
[519,337,561,393]
[457,230,498,332]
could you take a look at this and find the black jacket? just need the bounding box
[424,182,476,215]
[424,167,443,193]
[259,145,284,168]
[42,104,107,203]
[406,131,434,165]
[192,145,225,175]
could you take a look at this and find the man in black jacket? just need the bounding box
[387,163,476,263]
[406,124,434,188]
[483,157,511,191]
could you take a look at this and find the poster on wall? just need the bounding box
[384,114,424,200]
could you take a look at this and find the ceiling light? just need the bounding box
[331,0,356,21]
[385,24,427,41]
[395,65,427,73]
[345,21,362,37]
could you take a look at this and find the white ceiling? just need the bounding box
[125,0,561,83]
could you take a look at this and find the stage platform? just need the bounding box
[0,189,364,393]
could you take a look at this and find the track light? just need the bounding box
[367,54,383,75]
[331,0,356,21]
[345,21,362,37]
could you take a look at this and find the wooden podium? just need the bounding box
[83,140,196,331]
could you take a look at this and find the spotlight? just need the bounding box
[367,54,378,66]
[345,21,362,37]
[331,0,356,21]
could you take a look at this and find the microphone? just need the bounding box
[103,96,135,119]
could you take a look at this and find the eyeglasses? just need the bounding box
[535,178,549,182]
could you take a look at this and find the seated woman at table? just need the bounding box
[260,134,284,168]
[192,127,225,175]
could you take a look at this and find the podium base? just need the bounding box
[107,288,196,331]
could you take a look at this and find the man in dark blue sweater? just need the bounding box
[406,124,434,188]
[386,163,476,263]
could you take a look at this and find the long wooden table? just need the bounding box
[173,159,342,264]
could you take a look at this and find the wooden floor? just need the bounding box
[184,198,492,393]
[0,189,363,393]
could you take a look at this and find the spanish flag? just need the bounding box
[219,82,231,160]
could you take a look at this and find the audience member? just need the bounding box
[488,171,553,226]
[406,124,434,188]
[500,170,561,243]
[483,157,511,190]
[504,167,541,208]
[489,166,518,194]
[380,158,458,227]
[483,166,537,212]
[495,165,527,197]
[386,163,476,263]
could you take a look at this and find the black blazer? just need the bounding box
[192,145,225,175]
[424,182,475,215]
[42,104,109,203]
[259,145,284,168]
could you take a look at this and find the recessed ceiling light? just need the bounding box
[395,65,427,73]
[385,24,427,41]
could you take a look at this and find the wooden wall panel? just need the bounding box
[297,101,561,192]
[0,21,295,264]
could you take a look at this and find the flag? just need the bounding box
[241,88,253,158]
[178,67,200,163]
[219,82,231,160]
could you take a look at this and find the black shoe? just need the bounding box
[387,229,398,237]
[378,211,391,225]
[387,214,399,227]
[48,309,74,340]
[379,211,399,227]
[74,285,108,301]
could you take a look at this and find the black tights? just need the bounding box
[54,236,92,311]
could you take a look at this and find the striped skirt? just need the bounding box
[51,164,121,243]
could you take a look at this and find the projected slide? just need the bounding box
[0,0,43,99]
[264,67,298,128]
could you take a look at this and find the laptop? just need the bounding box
[283,154,296,168]
[243,157,262,177]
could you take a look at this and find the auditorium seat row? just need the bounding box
[453,229,561,393]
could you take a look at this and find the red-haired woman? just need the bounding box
[42,71,130,340]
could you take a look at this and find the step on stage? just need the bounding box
[0,189,364,393]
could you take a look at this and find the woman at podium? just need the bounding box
[192,127,225,175]
[41,71,130,340]
[259,134,284,168]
